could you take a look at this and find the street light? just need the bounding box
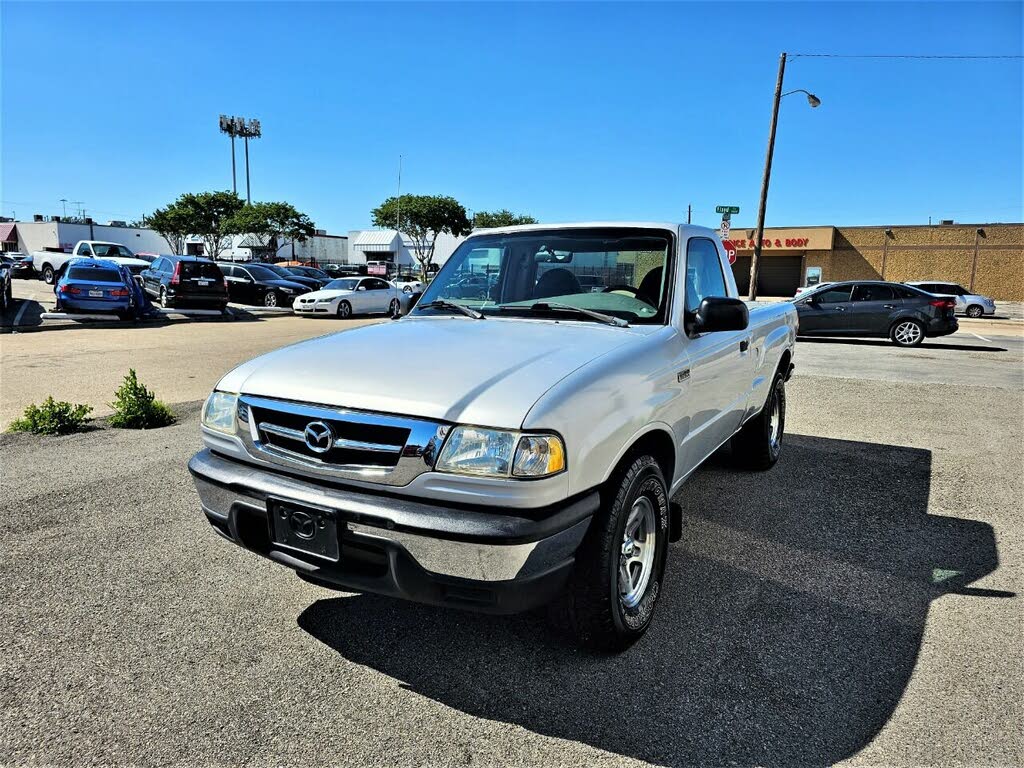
[218,115,262,203]
[747,53,821,300]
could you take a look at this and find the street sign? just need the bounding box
[719,219,731,240]
[716,205,740,215]
[722,240,738,265]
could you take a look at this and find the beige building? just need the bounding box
[725,222,1024,300]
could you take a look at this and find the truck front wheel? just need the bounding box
[731,372,785,470]
[549,454,670,651]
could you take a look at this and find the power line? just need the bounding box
[791,53,1023,59]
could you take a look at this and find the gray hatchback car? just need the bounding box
[792,280,958,347]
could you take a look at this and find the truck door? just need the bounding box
[676,237,752,472]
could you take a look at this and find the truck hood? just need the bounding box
[220,316,645,427]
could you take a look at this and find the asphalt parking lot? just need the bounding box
[1,286,1022,766]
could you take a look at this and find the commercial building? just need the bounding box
[726,222,1023,300]
[347,229,463,269]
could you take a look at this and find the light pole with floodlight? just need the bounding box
[747,52,821,300]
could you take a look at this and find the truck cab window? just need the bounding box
[684,238,727,312]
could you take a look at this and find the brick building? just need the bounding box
[726,222,1023,300]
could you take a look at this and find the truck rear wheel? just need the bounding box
[42,265,55,285]
[731,372,785,470]
[548,454,669,651]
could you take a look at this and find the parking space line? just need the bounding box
[971,332,992,343]
[12,293,34,329]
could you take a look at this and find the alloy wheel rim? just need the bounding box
[768,388,782,452]
[968,306,982,318]
[265,293,277,307]
[619,496,657,609]
[895,322,921,345]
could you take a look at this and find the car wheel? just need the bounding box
[263,291,278,308]
[966,304,984,319]
[336,300,352,319]
[548,454,670,651]
[389,298,401,317]
[42,265,55,285]
[731,371,785,470]
[159,287,170,308]
[891,318,924,347]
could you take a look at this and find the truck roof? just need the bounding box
[469,221,718,238]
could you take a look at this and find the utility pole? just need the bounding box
[749,52,787,301]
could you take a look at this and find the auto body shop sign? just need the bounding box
[727,227,835,251]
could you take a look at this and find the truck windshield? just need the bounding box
[91,244,134,258]
[414,227,673,324]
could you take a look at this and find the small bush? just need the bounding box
[8,397,93,435]
[108,369,176,429]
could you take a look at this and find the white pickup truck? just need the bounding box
[33,240,150,285]
[189,222,797,649]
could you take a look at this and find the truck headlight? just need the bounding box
[436,426,565,478]
[202,391,238,434]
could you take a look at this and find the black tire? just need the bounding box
[42,264,55,285]
[731,372,786,471]
[388,298,401,317]
[159,287,171,308]
[336,300,352,319]
[548,454,670,651]
[966,304,984,319]
[263,291,279,308]
[890,318,925,347]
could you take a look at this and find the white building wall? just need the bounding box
[347,229,466,268]
[14,221,171,254]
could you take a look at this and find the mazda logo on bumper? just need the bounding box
[288,510,317,540]
[303,421,334,454]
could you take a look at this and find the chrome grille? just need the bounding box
[237,395,447,486]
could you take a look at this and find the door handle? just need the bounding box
[883,304,896,309]
[833,306,846,311]
[739,339,750,352]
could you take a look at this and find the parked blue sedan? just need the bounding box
[55,258,136,317]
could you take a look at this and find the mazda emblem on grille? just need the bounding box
[303,421,334,454]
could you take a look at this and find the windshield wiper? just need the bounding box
[417,300,485,319]
[497,302,628,327]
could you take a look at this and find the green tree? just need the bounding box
[148,191,243,260]
[473,209,538,228]
[227,201,316,261]
[371,194,471,279]
[145,205,190,255]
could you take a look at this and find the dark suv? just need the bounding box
[140,256,229,311]
[792,280,958,347]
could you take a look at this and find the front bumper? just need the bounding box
[188,449,598,613]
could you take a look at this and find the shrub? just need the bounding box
[108,369,176,429]
[8,397,93,435]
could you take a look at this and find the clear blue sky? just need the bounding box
[2,2,1021,233]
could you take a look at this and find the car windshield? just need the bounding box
[246,265,280,280]
[92,244,134,258]
[414,227,673,324]
[326,278,359,291]
[67,266,123,283]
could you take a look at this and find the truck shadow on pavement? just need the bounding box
[298,435,1005,767]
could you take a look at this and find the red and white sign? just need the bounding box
[722,240,738,265]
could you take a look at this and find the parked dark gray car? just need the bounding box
[792,280,958,347]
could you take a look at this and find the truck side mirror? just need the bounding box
[693,297,749,333]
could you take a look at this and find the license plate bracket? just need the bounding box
[268,498,340,562]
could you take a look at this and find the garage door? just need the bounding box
[731,255,803,296]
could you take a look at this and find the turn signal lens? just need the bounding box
[512,435,566,477]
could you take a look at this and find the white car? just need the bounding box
[390,278,423,295]
[906,281,996,318]
[293,276,400,319]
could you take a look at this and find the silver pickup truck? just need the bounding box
[190,222,797,649]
